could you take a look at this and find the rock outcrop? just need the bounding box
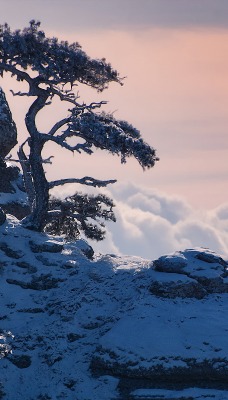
[0,159,30,219]
[91,249,228,398]
[0,87,17,159]
[0,89,28,219]
[150,249,228,298]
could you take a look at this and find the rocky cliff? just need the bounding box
[0,215,228,399]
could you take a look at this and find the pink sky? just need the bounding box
[68,28,228,209]
[3,25,228,209]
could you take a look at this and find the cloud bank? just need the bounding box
[91,182,228,260]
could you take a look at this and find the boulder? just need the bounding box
[150,249,228,298]
[153,253,187,273]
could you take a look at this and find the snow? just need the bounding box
[0,215,228,399]
[98,295,228,363]
[131,387,228,399]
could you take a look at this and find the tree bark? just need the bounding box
[22,92,50,231]
[25,137,49,230]
[18,141,35,210]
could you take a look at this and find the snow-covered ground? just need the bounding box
[0,215,228,399]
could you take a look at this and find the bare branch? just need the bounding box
[49,176,117,189]
[64,142,92,154]
[49,84,107,110]
[41,133,93,154]
[48,117,71,136]
[87,101,107,110]
[49,84,83,107]
[42,156,54,164]
[5,153,54,165]
[10,90,30,97]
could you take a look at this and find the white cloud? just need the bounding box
[212,203,228,222]
[91,182,228,260]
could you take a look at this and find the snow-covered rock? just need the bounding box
[0,87,17,159]
[0,216,228,399]
[92,250,228,398]
[150,248,228,299]
[0,161,29,219]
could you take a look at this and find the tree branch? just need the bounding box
[49,84,84,107]
[49,176,117,189]
[42,155,54,164]
[46,209,83,222]
[41,133,93,154]
[0,63,33,86]
[10,90,31,97]
[5,153,54,165]
[48,117,71,136]
[48,84,107,110]
[87,101,108,110]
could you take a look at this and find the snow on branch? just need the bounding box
[0,21,122,91]
[49,176,117,189]
[65,111,159,169]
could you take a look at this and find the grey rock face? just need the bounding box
[0,207,6,226]
[0,87,17,158]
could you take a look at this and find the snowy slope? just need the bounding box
[0,215,228,400]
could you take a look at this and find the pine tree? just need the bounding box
[0,21,159,238]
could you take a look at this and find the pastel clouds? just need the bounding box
[91,183,228,260]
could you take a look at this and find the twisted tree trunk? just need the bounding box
[22,92,50,231]
[26,137,49,230]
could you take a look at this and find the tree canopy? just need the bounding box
[0,21,159,239]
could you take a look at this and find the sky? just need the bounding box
[1,0,228,258]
